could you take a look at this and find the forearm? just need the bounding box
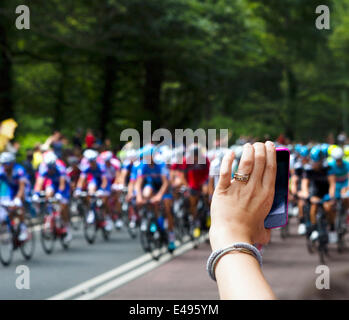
[59,177,65,192]
[16,181,26,199]
[215,252,276,300]
[76,176,85,190]
[101,177,108,189]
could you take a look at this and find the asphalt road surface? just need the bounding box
[0,216,348,300]
[0,224,145,299]
[100,216,349,300]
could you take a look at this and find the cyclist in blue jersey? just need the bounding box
[75,149,112,231]
[126,157,142,202]
[291,145,310,235]
[327,147,349,243]
[33,151,72,243]
[298,146,335,242]
[135,145,176,252]
[0,152,30,241]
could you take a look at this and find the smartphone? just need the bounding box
[264,148,290,229]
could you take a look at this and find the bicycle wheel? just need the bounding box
[190,222,201,249]
[318,243,327,264]
[83,209,97,244]
[70,200,82,231]
[174,215,185,244]
[280,222,289,239]
[148,222,163,261]
[139,218,150,252]
[40,214,55,254]
[20,216,35,260]
[0,223,13,266]
[336,203,347,253]
[102,227,111,241]
[126,205,138,239]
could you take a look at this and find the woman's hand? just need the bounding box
[209,142,276,251]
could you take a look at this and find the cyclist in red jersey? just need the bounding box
[182,145,210,224]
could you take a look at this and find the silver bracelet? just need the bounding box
[206,242,263,281]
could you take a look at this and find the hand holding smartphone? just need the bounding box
[264,148,290,229]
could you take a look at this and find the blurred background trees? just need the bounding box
[0,0,348,148]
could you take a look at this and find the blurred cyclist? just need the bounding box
[298,146,335,242]
[0,152,30,241]
[33,151,72,244]
[291,145,310,235]
[135,145,176,252]
[327,147,349,243]
[75,149,112,232]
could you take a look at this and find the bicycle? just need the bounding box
[80,191,112,244]
[335,198,347,253]
[119,189,140,239]
[303,197,329,264]
[0,203,35,266]
[138,201,168,260]
[37,193,71,254]
[69,195,85,230]
[189,192,210,249]
[172,187,191,243]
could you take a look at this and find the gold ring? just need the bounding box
[233,172,250,183]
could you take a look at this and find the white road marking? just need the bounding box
[47,252,153,300]
[47,234,208,300]
[76,237,206,300]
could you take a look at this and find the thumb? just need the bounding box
[217,150,235,190]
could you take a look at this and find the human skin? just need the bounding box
[209,142,277,300]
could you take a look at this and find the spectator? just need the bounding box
[50,131,66,159]
[277,133,286,145]
[85,129,95,149]
[22,149,35,186]
[32,143,43,170]
[72,129,83,149]
[209,142,276,299]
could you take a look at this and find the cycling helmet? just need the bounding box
[83,149,98,162]
[299,146,309,158]
[344,145,349,157]
[140,144,156,158]
[294,144,302,154]
[328,144,339,157]
[126,149,138,161]
[331,147,344,160]
[310,146,322,162]
[234,146,243,160]
[43,152,58,167]
[217,148,229,161]
[320,143,329,157]
[0,152,15,164]
[100,151,113,162]
[207,149,216,162]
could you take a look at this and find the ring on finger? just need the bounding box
[233,172,250,183]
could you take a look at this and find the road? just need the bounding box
[100,217,349,300]
[0,225,145,299]
[0,216,348,300]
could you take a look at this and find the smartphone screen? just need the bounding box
[264,148,290,229]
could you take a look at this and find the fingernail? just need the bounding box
[266,141,274,147]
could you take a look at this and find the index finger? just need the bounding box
[262,141,276,189]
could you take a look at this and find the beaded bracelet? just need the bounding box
[206,242,263,281]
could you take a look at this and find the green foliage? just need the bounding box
[0,0,348,144]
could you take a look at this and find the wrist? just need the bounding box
[209,226,254,251]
